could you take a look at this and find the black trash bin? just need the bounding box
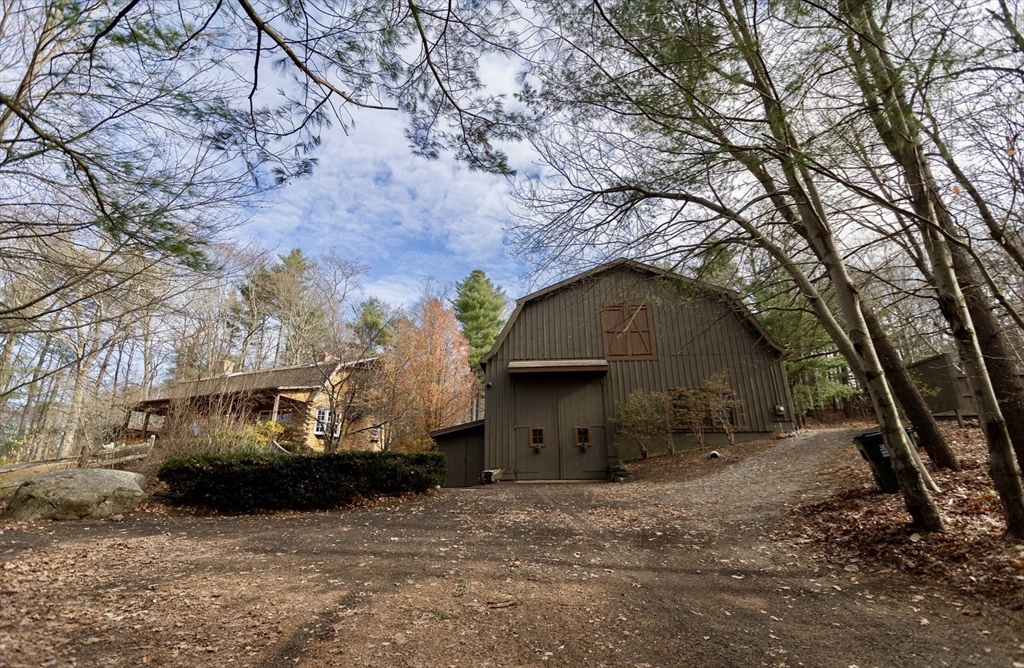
[852,429,913,494]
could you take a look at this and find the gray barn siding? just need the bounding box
[907,352,979,417]
[483,266,792,475]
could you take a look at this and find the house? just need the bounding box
[128,358,380,451]
[432,259,795,483]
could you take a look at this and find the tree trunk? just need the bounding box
[839,0,1023,536]
[16,337,51,442]
[0,333,19,414]
[949,245,1024,472]
[57,359,89,459]
[722,0,944,531]
[57,314,104,460]
[141,320,155,401]
[92,335,118,398]
[923,225,1024,538]
[863,307,959,470]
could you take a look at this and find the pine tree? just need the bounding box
[452,270,507,375]
[354,298,397,352]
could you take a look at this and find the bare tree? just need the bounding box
[613,390,672,459]
[830,0,1024,535]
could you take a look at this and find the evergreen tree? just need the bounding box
[354,298,397,352]
[271,249,327,366]
[452,270,507,375]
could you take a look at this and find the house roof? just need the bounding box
[480,258,784,366]
[139,358,375,405]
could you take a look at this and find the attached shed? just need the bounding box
[432,420,486,488]
[475,259,794,481]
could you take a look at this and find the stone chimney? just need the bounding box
[317,351,338,364]
[217,360,235,375]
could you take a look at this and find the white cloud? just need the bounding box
[239,103,530,306]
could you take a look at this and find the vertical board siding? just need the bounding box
[484,266,793,475]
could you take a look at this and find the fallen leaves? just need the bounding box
[786,424,1024,609]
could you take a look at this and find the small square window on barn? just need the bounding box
[258,410,272,422]
[575,426,591,449]
[530,428,546,449]
[600,301,657,360]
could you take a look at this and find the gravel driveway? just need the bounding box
[1,428,1021,667]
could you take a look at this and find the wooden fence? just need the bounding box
[0,440,155,490]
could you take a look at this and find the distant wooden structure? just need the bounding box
[129,359,380,451]
[433,259,794,485]
[0,440,155,490]
[906,351,1024,426]
[906,352,978,425]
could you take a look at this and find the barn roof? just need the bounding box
[139,358,374,405]
[480,258,784,365]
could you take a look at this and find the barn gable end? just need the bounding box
[480,259,793,480]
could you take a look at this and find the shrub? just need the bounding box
[613,390,672,459]
[157,450,447,511]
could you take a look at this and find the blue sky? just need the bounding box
[239,60,538,308]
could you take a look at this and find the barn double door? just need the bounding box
[514,377,607,480]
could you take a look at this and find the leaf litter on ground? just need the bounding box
[781,423,1024,610]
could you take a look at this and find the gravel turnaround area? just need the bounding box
[2,428,1022,668]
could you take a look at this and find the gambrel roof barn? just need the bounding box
[436,259,794,484]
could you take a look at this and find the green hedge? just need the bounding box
[157,450,447,511]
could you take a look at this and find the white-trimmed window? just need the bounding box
[314,409,342,437]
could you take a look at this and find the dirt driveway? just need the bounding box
[2,428,1022,668]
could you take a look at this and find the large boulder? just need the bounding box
[1,469,147,521]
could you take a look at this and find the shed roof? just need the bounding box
[430,419,486,439]
[906,351,959,371]
[481,258,784,365]
[140,358,374,405]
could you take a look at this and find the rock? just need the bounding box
[1,469,147,521]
